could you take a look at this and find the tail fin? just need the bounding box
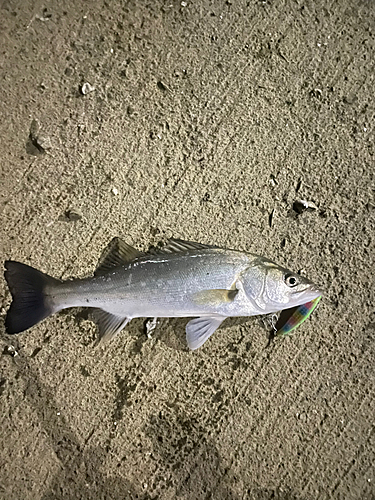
[4,261,60,334]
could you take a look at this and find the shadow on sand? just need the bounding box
[3,335,299,500]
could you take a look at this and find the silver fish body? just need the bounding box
[4,238,322,349]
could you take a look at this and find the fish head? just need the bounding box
[242,258,323,314]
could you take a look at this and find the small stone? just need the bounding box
[293,200,308,214]
[293,199,318,214]
[36,134,52,151]
[26,119,51,156]
[269,209,275,228]
[58,210,82,222]
[80,82,95,95]
[305,200,318,210]
[112,187,119,195]
[3,346,18,357]
[144,317,158,339]
[157,81,168,92]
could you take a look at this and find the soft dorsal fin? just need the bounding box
[149,238,216,255]
[95,237,144,275]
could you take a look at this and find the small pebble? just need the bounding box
[36,134,52,151]
[81,82,95,95]
[3,346,18,357]
[144,317,158,339]
[58,210,82,222]
[26,119,51,155]
[269,209,275,228]
[293,199,318,214]
[269,174,278,187]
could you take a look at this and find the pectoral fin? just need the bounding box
[192,288,238,307]
[186,317,226,350]
[91,309,131,343]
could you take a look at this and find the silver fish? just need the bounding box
[4,238,322,350]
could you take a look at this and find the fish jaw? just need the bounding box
[289,285,323,307]
[259,283,323,315]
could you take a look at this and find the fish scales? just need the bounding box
[52,249,252,318]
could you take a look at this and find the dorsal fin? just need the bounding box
[95,237,144,275]
[149,238,216,255]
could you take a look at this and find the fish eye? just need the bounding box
[284,274,298,287]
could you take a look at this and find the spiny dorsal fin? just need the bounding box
[149,238,217,255]
[95,237,144,276]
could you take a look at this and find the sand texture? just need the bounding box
[0,1,374,498]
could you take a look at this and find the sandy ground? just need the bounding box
[0,0,374,498]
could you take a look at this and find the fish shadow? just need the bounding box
[2,331,300,499]
[155,316,261,352]
[60,308,263,353]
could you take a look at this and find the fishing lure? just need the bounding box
[276,296,322,336]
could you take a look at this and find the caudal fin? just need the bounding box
[4,261,60,334]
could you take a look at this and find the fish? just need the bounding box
[3,238,323,350]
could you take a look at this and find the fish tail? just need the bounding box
[4,261,60,334]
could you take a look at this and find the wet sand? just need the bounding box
[0,1,374,498]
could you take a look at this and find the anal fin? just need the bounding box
[91,309,131,343]
[186,317,226,350]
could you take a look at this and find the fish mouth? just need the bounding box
[292,285,323,303]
